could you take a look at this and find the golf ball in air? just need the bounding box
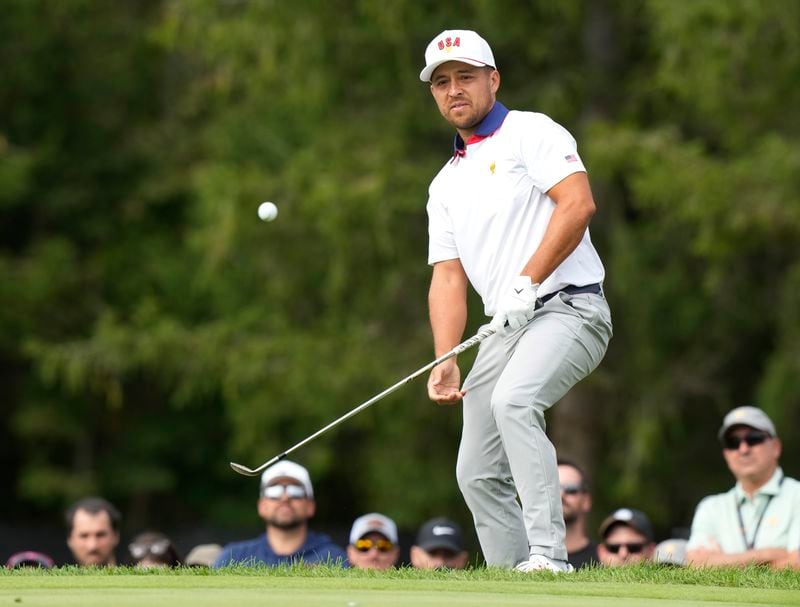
[258,201,278,221]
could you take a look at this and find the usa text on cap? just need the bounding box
[420,30,496,82]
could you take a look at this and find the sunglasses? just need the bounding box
[262,484,307,500]
[604,542,645,554]
[354,538,395,553]
[129,539,171,560]
[722,432,770,451]
[560,483,586,496]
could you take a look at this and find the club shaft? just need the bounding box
[230,326,495,475]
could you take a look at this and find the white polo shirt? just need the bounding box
[427,103,605,316]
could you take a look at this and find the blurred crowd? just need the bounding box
[5,405,798,571]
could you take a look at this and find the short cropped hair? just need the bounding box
[65,496,121,535]
[557,458,591,491]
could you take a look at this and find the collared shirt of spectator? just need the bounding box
[597,508,656,566]
[347,513,400,570]
[410,517,469,569]
[213,460,347,568]
[558,459,598,569]
[687,406,800,569]
[65,496,121,566]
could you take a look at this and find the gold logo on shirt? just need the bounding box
[489,161,496,174]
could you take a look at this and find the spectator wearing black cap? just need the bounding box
[65,496,121,566]
[687,406,800,569]
[347,513,400,570]
[597,508,656,567]
[410,517,469,569]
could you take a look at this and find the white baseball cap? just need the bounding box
[260,460,314,498]
[419,30,496,82]
[349,513,398,544]
[717,406,777,440]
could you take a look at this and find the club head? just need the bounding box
[229,462,261,477]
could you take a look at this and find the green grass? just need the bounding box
[1,564,798,606]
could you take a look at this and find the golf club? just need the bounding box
[229,326,496,476]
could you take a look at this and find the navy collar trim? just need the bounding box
[453,101,509,155]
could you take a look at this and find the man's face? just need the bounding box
[257,478,315,530]
[347,531,399,570]
[67,509,119,566]
[558,465,591,525]
[429,62,500,137]
[597,525,654,566]
[722,425,781,485]
[410,545,468,569]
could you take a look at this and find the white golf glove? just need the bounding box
[490,276,541,333]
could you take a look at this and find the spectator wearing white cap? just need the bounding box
[654,538,688,566]
[597,508,656,567]
[687,406,800,569]
[347,513,400,570]
[410,517,469,569]
[185,543,223,568]
[213,460,347,568]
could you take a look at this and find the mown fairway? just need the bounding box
[1,565,799,607]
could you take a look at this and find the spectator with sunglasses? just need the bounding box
[597,508,656,566]
[213,460,347,568]
[347,513,400,570]
[128,531,182,568]
[558,460,598,569]
[686,406,800,569]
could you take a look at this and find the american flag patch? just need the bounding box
[565,154,578,163]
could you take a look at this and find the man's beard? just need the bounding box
[562,511,578,525]
[267,518,305,531]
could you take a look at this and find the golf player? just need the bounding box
[421,30,612,572]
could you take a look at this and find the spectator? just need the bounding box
[687,406,800,569]
[6,551,54,569]
[597,508,656,567]
[185,543,223,568]
[558,459,598,569]
[654,538,688,566]
[65,496,121,566]
[347,513,400,570]
[213,460,347,568]
[129,531,182,568]
[410,517,469,569]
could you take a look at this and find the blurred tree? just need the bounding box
[0,0,797,550]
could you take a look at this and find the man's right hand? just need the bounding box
[427,359,464,405]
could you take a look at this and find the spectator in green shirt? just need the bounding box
[687,406,800,569]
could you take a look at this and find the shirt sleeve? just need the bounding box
[517,114,587,194]
[426,190,459,265]
[686,496,721,550]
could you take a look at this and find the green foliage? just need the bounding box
[0,0,798,546]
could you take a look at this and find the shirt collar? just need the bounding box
[452,101,509,158]
[734,467,784,503]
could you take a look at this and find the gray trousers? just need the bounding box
[456,291,612,567]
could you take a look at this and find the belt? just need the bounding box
[540,283,602,304]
